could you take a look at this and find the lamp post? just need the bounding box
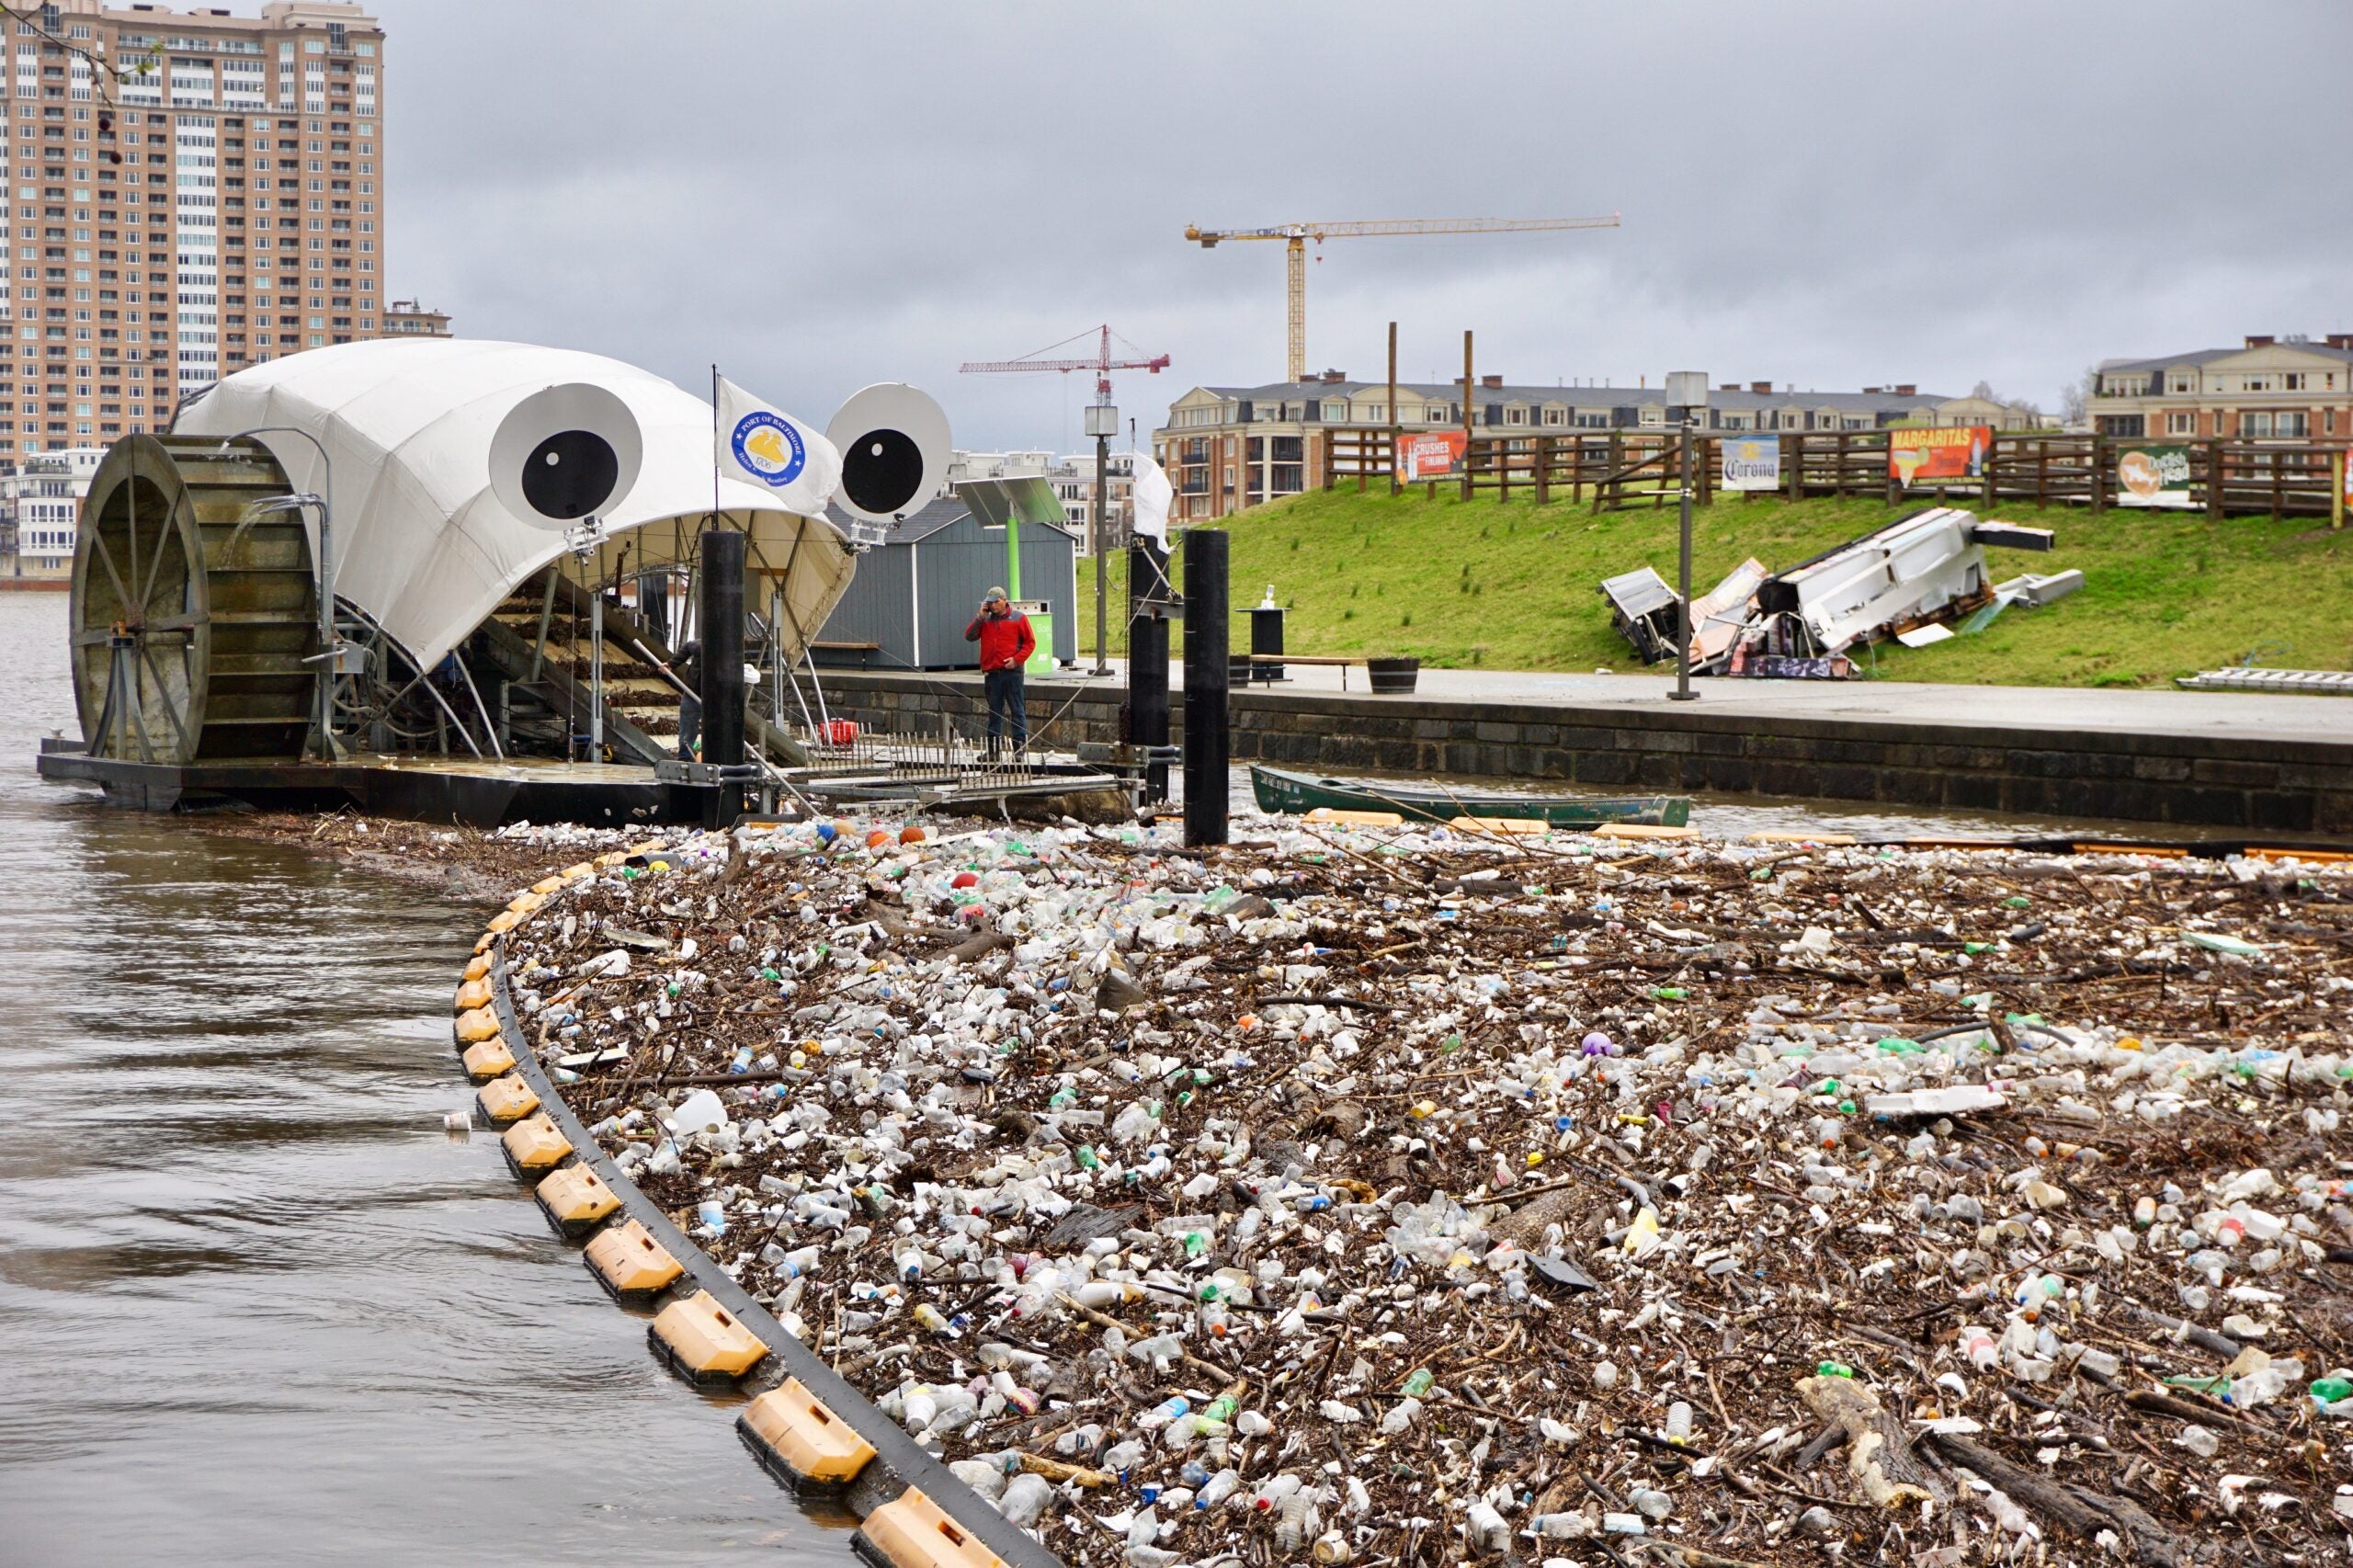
[223,425,342,756]
[1085,400,1119,676]
[1662,373,1708,703]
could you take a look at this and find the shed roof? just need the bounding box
[823,495,1081,548]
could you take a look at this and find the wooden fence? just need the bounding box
[1322,426,2349,522]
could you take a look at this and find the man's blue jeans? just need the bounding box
[983,668,1026,753]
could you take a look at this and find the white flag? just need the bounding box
[1130,449,1174,545]
[715,374,842,517]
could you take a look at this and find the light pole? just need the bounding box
[1671,412,1698,701]
[223,425,343,756]
[1085,399,1119,676]
[1662,372,1708,703]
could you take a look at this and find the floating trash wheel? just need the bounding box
[68,434,319,764]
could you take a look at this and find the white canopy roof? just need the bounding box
[173,338,857,670]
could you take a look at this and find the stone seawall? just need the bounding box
[807,670,2353,835]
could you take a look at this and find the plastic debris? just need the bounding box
[474,809,2353,1567]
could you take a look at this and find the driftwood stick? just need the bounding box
[1928,1433,2191,1568]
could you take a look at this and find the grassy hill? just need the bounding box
[1077,488,2351,687]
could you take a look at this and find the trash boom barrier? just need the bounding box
[465,928,1063,1568]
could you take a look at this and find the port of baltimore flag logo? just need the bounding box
[716,374,842,517]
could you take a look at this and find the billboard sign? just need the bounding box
[1887,425,1992,487]
[2116,443,2195,508]
[1395,429,1468,482]
[1720,434,1781,492]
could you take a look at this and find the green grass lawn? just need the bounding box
[1077,488,2351,687]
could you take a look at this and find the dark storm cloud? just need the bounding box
[379,0,2353,446]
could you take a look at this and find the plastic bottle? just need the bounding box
[998,1471,1052,1527]
[1960,1324,1998,1370]
[1252,1474,1303,1512]
[1139,1394,1190,1431]
[1195,1469,1241,1509]
[1130,1333,1184,1366]
[1464,1500,1508,1552]
[1274,1492,1318,1554]
[1073,1278,1142,1309]
[1102,1437,1145,1476]
[1664,1401,1693,1445]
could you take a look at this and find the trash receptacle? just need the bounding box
[1250,585,1285,683]
[1014,601,1055,677]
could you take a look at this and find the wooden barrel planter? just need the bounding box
[1366,657,1420,695]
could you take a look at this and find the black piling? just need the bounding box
[1181,528,1228,847]
[1127,538,1171,803]
[699,528,745,826]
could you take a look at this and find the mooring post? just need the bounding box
[1182,528,1229,846]
[700,528,746,826]
[1128,537,1171,803]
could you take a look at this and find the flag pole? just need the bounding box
[710,363,722,531]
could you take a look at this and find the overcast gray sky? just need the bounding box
[378,1,2353,450]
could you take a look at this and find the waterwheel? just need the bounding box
[68,435,320,764]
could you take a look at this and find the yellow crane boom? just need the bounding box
[1184,214,1620,383]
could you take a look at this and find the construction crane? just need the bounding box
[1183,215,1621,383]
[959,323,1171,409]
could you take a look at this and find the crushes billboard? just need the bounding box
[1395,429,1468,482]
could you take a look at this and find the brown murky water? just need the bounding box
[0,595,846,1563]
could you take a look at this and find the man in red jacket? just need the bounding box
[964,586,1036,756]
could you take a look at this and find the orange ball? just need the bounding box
[866,829,892,849]
[899,824,926,845]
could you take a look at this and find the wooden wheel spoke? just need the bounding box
[123,649,156,763]
[135,515,180,617]
[86,526,134,613]
[144,610,205,635]
[137,644,192,756]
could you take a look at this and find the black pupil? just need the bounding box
[841,427,924,515]
[521,429,620,519]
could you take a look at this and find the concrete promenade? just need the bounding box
[1108,662,2353,748]
[808,663,2353,835]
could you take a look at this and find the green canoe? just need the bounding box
[1249,765,1691,828]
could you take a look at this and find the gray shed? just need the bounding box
[811,492,1078,671]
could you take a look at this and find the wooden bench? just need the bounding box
[1245,653,1359,688]
[1235,653,1418,693]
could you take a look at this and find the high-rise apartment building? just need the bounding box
[2,0,382,458]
